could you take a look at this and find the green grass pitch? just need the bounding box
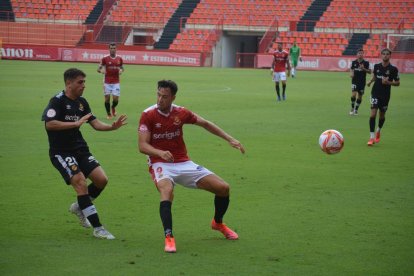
[0,60,413,275]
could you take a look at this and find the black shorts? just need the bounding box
[50,150,100,185]
[352,82,365,95]
[370,96,389,113]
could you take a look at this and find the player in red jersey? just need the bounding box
[97,42,124,119]
[138,80,245,253]
[271,42,291,101]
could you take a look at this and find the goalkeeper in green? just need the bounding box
[289,42,302,77]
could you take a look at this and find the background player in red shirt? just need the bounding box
[97,42,124,119]
[271,42,291,101]
[138,80,245,253]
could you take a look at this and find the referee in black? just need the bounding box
[42,68,127,239]
[366,48,400,146]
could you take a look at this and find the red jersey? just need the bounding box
[100,55,123,84]
[272,50,289,72]
[138,104,198,165]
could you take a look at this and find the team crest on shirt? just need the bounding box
[46,108,56,118]
[386,70,390,75]
[173,116,181,126]
[71,165,78,171]
[79,103,84,111]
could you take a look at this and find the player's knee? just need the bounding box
[216,182,229,197]
[71,175,88,194]
[96,175,108,188]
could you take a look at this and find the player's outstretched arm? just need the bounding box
[45,113,92,130]
[194,114,245,154]
[90,114,127,131]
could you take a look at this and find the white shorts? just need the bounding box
[150,161,213,189]
[272,71,287,82]
[104,83,120,96]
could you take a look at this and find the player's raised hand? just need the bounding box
[111,114,127,130]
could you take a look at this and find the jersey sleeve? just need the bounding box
[138,112,152,133]
[391,66,400,81]
[182,108,197,124]
[41,97,62,122]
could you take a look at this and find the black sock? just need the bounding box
[355,99,362,110]
[77,195,102,228]
[378,118,385,129]
[351,97,356,109]
[282,84,286,95]
[112,101,118,108]
[369,117,376,132]
[214,196,229,224]
[88,183,103,201]
[160,201,173,237]
[276,84,280,98]
[105,102,110,115]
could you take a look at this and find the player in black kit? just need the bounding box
[366,48,400,146]
[42,68,127,239]
[349,49,371,115]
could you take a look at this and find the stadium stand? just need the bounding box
[108,0,181,27]
[2,0,413,58]
[270,31,347,56]
[169,28,218,52]
[0,21,86,46]
[316,0,414,31]
[187,0,313,29]
[10,0,97,22]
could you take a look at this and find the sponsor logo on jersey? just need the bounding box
[153,130,181,140]
[65,115,80,121]
[47,109,56,118]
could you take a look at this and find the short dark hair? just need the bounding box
[381,48,392,55]
[64,68,86,83]
[158,80,178,95]
[109,42,116,48]
[357,48,364,53]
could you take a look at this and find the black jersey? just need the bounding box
[350,59,370,84]
[371,63,399,99]
[41,91,96,154]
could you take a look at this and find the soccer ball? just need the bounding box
[319,129,344,154]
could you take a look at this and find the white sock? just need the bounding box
[370,132,375,139]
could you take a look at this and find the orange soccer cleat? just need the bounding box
[375,132,381,144]
[367,138,375,146]
[164,234,176,253]
[211,219,239,240]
